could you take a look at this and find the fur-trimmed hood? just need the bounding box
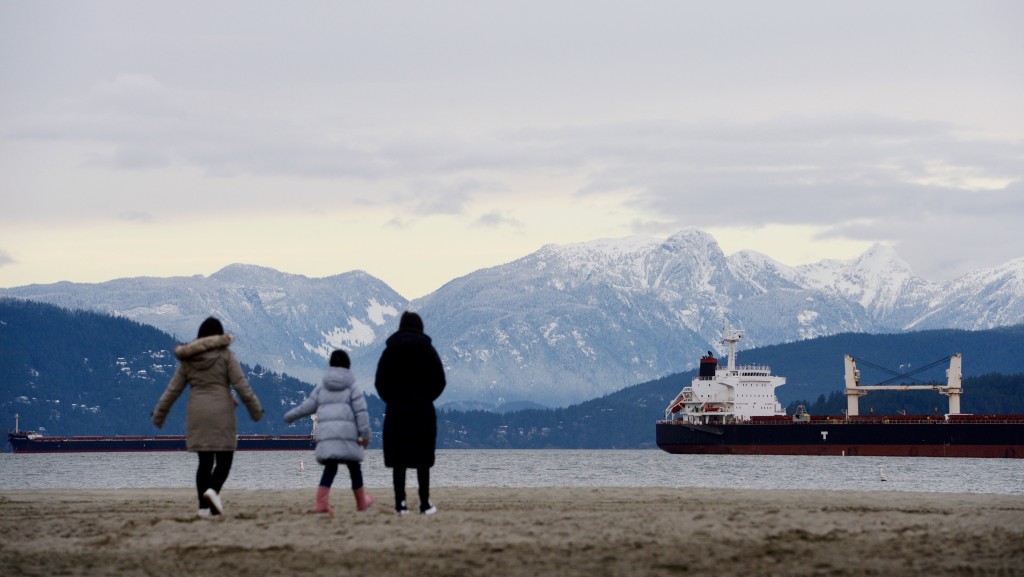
[175,334,234,361]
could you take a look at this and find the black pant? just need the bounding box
[393,467,430,511]
[196,451,233,510]
[320,459,364,490]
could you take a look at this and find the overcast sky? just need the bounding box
[1,1,1022,299]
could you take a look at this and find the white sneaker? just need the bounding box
[421,504,437,515]
[197,508,213,518]
[396,500,410,516]
[203,489,224,515]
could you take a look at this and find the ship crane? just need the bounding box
[844,354,963,417]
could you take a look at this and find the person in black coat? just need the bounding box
[375,311,446,515]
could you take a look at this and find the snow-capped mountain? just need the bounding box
[905,258,1024,331]
[3,229,1023,407]
[793,244,935,327]
[413,229,877,404]
[0,265,407,386]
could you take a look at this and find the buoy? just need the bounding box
[299,459,305,472]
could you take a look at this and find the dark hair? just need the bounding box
[329,349,351,368]
[399,311,424,332]
[197,317,224,339]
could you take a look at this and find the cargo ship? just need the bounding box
[656,329,1024,458]
[7,415,315,453]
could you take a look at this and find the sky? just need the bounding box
[1,1,1022,299]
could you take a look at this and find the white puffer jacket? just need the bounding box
[284,367,370,463]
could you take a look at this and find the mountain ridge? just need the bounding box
[3,228,1023,406]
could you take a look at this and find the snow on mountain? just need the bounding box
[906,257,1024,331]
[412,229,876,404]
[0,265,407,386]
[726,250,803,293]
[794,244,935,327]
[2,230,1023,407]
[410,231,716,405]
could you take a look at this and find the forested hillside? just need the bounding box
[0,298,366,442]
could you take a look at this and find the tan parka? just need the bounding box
[152,334,264,451]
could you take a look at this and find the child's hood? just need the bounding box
[322,367,356,392]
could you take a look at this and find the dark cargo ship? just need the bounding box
[7,415,315,453]
[656,329,1024,458]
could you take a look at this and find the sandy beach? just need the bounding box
[1,487,1022,577]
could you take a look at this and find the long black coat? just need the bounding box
[374,328,446,468]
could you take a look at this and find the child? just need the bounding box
[284,350,374,514]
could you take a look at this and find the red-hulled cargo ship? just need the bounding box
[656,329,1024,458]
[7,416,314,453]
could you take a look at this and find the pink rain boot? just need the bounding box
[311,486,334,515]
[354,487,375,512]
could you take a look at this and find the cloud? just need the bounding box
[412,188,470,216]
[2,1,1021,288]
[7,79,1022,223]
[569,116,1023,222]
[0,250,13,267]
[472,211,523,230]
[7,94,1022,281]
[34,86,1015,180]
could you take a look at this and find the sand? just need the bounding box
[1,487,1022,577]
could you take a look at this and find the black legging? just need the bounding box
[320,459,364,490]
[196,451,234,510]
[393,467,430,511]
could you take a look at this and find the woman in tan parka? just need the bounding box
[152,316,264,517]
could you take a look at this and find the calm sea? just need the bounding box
[1,450,1021,494]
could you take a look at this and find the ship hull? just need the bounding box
[656,421,1024,458]
[7,434,315,453]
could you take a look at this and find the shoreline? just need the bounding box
[2,487,1023,576]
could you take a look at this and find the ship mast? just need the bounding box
[721,327,743,373]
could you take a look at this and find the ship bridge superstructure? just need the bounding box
[664,328,786,425]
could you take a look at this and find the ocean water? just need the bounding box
[1,450,1021,494]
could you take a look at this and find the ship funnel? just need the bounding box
[699,352,717,378]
